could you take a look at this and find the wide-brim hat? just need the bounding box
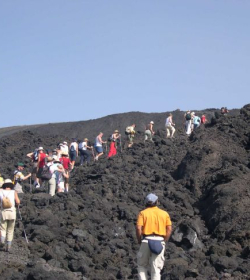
[47,157,54,162]
[61,152,69,157]
[2,179,14,189]
[38,147,44,151]
[84,138,88,141]
[150,121,154,124]
[114,130,119,133]
[63,141,68,145]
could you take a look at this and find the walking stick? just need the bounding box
[29,177,32,193]
[91,147,95,160]
[120,134,122,152]
[17,205,29,244]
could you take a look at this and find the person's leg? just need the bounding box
[166,127,170,138]
[151,244,165,280]
[137,242,151,280]
[170,126,175,138]
[80,151,84,165]
[0,219,7,245]
[6,219,15,251]
[49,178,56,196]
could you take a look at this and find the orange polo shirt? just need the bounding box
[137,206,172,236]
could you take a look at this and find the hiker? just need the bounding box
[136,193,172,280]
[94,132,107,161]
[46,157,61,196]
[13,162,32,193]
[36,147,47,187]
[184,110,192,135]
[221,107,229,115]
[55,162,69,193]
[60,153,72,192]
[60,141,69,154]
[27,148,40,188]
[79,138,92,165]
[201,114,207,125]
[69,139,78,170]
[193,113,201,130]
[144,121,155,142]
[126,124,136,148]
[165,113,175,138]
[108,130,120,158]
[0,179,20,252]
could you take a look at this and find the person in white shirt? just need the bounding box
[165,113,175,138]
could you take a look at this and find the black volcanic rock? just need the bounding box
[0,108,250,280]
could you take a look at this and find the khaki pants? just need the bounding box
[0,220,15,241]
[137,240,165,280]
[48,177,56,196]
[166,125,175,138]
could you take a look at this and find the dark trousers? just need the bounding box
[80,150,91,165]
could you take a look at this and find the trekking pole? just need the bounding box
[29,176,32,193]
[91,147,95,160]
[120,134,122,153]
[17,205,29,244]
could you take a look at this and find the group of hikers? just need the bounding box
[0,109,227,278]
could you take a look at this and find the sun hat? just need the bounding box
[114,130,119,133]
[63,141,68,145]
[150,121,154,124]
[38,147,44,151]
[2,179,14,189]
[47,157,54,162]
[145,193,158,204]
[61,152,69,156]
[17,162,25,167]
[84,138,88,141]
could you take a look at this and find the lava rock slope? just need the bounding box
[0,106,249,280]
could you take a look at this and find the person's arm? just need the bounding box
[15,191,20,205]
[76,144,78,156]
[26,152,33,159]
[164,225,172,242]
[23,173,32,181]
[136,225,143,244]
[37,154,41,171]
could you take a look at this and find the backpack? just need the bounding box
[125,126,131,135]
[186,113,191,121]
[70,144,75,152]
[78,142,83,150]
[2,194,12,209]
[40,165,52,181]
[33,149,39,161]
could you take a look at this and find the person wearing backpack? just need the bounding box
[69,139,78,170]
[126,124,136,148]
[0,179,20,252]
[184,110,192,135]
[13,162,31,193]
[136,193,172,280]
[108,130,120,158]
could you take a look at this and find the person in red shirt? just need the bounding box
[60,153,72,193]
[36,147,47,186]
[201,114,207,125]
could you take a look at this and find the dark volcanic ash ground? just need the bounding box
[0,106,249,280]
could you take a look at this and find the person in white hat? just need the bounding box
[144,121,155,142]
[136,193,172,280]
[0,179,20,252]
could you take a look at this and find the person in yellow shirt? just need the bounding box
[136,193,172,280]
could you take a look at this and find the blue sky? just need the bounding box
[1,0,249,127]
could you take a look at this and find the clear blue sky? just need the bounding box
[1,0,249,127]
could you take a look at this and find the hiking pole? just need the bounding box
[17,205,29,244]
[120,134,122,153]
[29,176,32,193]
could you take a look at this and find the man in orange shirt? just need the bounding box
[136,193,172,280]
